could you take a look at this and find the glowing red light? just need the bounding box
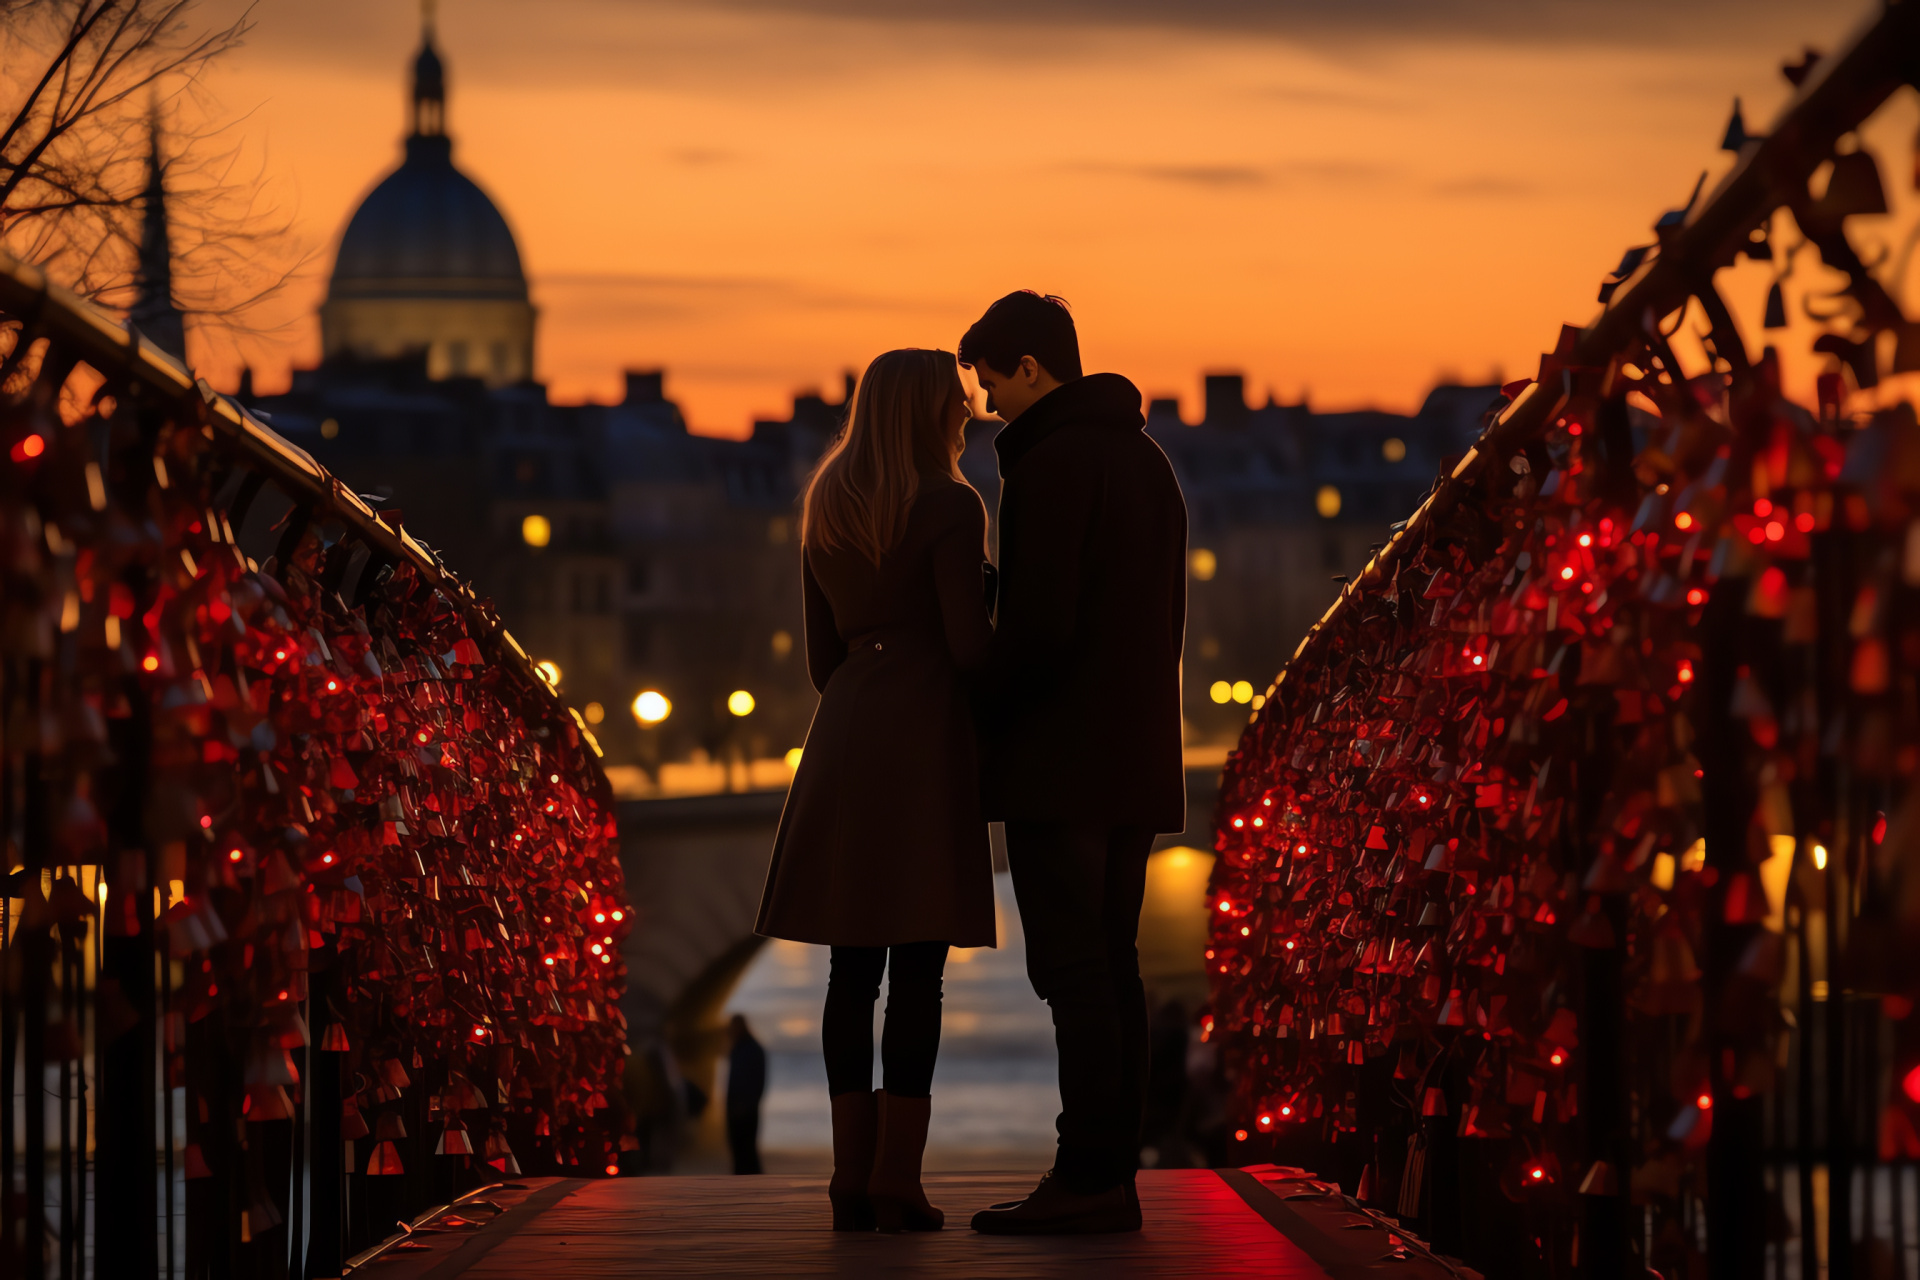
[1232,817,1245,829]
[141,655,160,672]
[1903,1064,1920,1104]
[1686,588,1706,606]
[1234,1129,1249,1142]
[273,649,288,661]
[198,815,213,829]
[277,990,289,1001]
[1794,511,1815,532]
[1677,660,1694,684]
[1696,1092,1712,1110]
[325,679,339,692]
[1217,898,1233,913]
[605,1164,620,1177]
[600,953,611,964]
[1279,1105,1292,1116]
[321,853,334,864]
[1560,566,1575,580]
[1257,1114,1273,1128]
[1765,521,1785,541]
[11,433,46,461]
[1528,1166,1546,1181]
[1549,1050,1566,1066]
[1471,654,1484,666]
[1753,498,1773,517]
[475,1025,486,1038]
[543,956,556,966]
[1748,527,1766,545]
[228,848,243,862]
[1567,423,1582,436]
[1577,533,1592,547]
[611,910,624,922]
[1674,511,1694,530]
[415,730,431,744]
[594,912,607,923]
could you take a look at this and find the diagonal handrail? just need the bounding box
[1261,0,1920,710]
[0,247,582,729]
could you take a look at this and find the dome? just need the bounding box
[328,135,527,303]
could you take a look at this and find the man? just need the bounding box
[958,291,1188,1234]
[725,1013,767,1175]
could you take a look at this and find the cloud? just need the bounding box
[1061,157,1392,190]
[533,271,960,321]
[700,0,1842,49]
[1431,175,1535,198]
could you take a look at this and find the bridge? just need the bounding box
[613,763,1228,1166]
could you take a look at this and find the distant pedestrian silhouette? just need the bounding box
[726,1014,767,1175]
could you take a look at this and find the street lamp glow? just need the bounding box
[1381,437,1406,463]
[1315,485,1342,519]
[632,690,671,724]
[1209,680,1232,705]
[728,689,756,717]
[1231,680,1254,704]
[583,701,605,725]
[1190,548,1217,581]
[521,514,552,547]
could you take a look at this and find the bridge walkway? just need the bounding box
[359,1166,1468,1278]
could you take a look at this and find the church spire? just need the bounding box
[128,110,186,362]
[410,0,446,139]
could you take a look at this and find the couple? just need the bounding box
[755,291,1188,1235]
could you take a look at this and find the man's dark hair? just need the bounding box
[958,291,1082,381]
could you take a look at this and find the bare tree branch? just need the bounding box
[0,0,291,356]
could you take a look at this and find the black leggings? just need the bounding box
[822,942,950,1099]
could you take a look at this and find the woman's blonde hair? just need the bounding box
[800,349,967,565]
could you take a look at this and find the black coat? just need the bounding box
[754,476,999,948]
[982,374,1188,831]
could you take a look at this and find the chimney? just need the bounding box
[623,370,665,405]
[1203,373,1248,430]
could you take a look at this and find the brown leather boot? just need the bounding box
[867,1091,944,1232]
[828,1090,878,1230]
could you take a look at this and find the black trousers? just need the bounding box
[1004,822,1154,1193]
[726,1105,763,1174]
[822,941,950,1099]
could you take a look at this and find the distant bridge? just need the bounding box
[613,765,1226,1151]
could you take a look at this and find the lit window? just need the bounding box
[1190,548,1218,581]
[1381,437,1406,463]
[633,690,671,724]
[1315,485,1342,519]
[522,514,552,548]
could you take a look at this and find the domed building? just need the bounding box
[320,19,535,386]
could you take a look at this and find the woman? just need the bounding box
[755,348,997,1234]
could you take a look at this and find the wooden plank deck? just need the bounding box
[361,1169,1335,1278]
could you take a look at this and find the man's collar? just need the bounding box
[991,374,1143,475]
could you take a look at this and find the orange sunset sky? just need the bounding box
[176,0,1892,436]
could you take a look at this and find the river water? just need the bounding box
[725,872,1063,1166]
